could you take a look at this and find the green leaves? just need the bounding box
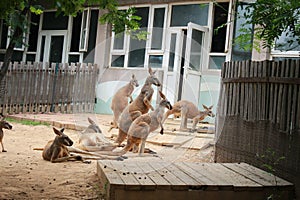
[240,0,300,50]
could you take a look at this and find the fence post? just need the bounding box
[50,63,59,112]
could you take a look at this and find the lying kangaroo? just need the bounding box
[110,74,139,130]
[42,127,122,163]
[100,91,172,157]
[0,115,13,152]
[162,100,215,131]
[73,117,117,152]
[115,67,161,146]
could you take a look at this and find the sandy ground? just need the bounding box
[0,117,214,199]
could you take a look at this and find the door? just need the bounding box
[181,22,208,105]
[37,31,67,65]
[163,30,183,104]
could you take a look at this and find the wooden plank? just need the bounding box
[97,160,125,187]
[149,160,187,190]
[118,160,156,190]
[222,163,292,186]
[180,137,213,150]
[174,162,217,187]
[146,133,193,147]
[108,160,141,190]
[135,160,171,190]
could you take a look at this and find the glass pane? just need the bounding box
[209,56,225,69]
[189,29,203,71]
[80,10,88,49]
[231,3,252,61]
[28,14,40,51]
[275,29,300,51]
[49,36,64,63]
[26,54,36,62]
[211,3,229,53]
[68,55,80,63]
[111,55,125,67]
[39,36,45,62]
[128,7,149,67]
[0,21,8,49]
[70,13,82,52]
[149,55,163,68]
[42,12,68,30]
[171,4,209,27]
[168,33,177,71]
[151,8,165,50]
[113,32,125,50]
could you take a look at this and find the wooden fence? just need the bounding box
[215,59,300,197]
[0,62,98,114]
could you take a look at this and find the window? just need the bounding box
[171,4,209,27]
[79,9,91,51]
[231,3,253,61]
[0,20,8,50]
[42,12,68,30]
[209,2,229,70]
[110,6,167,68]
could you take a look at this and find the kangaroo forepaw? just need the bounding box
[2,150,7,152]
[116,157,124,161]
[83,160,91,164]
[121,156,128,159]
[160,128,164,135]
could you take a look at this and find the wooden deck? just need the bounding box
[97,160,294,200]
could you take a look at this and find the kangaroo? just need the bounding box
[114,67,161,146]
[42,127,123,163]
[100,91,172,157]
[110,74,139,130]
[162,100,215,131]
[0,115,13,152]
[72,117,117,152]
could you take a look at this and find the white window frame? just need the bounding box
[79,8,91,52]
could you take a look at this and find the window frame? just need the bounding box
[79,8,91,52]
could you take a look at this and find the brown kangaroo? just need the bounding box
[110,74,139,130]
[100,91,172,157]
[0,115,13,152]
[162,100,215,131]
[114,67,161,146]
[42,127,123,163]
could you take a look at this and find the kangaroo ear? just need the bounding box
[208,105,213,109]
[88,117,96,125]
[159,90,166,100]
[132,74,135,79]
[202,104,209,110]
[148,67,153,75]
[60,128,65,133]
[53,127,62,136]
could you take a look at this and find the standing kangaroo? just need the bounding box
[162,100,215,131]
[115,67,161,146]
[110,74,139,130]
[101,91,172,157]
[0,115,13,152]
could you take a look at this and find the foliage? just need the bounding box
[239,0,300,50]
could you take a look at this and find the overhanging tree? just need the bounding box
[0,0,141,83]
[236,0,300,51]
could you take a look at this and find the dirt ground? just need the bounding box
[0,117,214,199]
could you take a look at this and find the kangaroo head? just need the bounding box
[146,67,161,87]
[202,105,215,117]
[53,127,73,146]
[130,74,139,87]
[0,115,12,130]
[87,117,102,133]
[159,91,172,110]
